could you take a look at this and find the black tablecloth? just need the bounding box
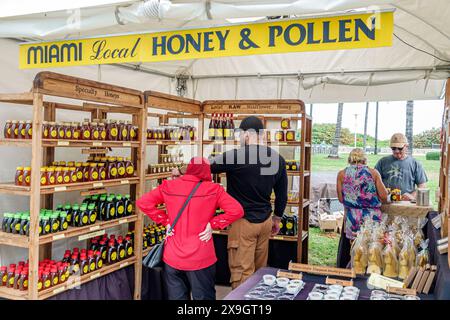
[224,266,434,300]
[49,265,167,300]
[426,212,450,300]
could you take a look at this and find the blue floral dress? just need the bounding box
[342,165,382,239]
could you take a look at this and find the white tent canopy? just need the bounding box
[0,0,449,102]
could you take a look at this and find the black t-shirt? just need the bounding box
[210,144,288,223]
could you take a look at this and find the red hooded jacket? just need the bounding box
[137,157,244,271]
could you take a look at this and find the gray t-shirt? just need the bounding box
[374,155,428,194]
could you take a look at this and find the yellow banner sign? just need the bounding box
[20,12,393,69]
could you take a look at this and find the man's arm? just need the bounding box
[272,158,288,236]
[210,151,232,174]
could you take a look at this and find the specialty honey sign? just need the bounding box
[19,11,393,69]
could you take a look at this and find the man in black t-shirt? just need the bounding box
[174,116,288,289]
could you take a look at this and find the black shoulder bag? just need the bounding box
[143,181,202,268]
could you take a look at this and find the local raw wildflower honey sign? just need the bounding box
[19,11,393,69]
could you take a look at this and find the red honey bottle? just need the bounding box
[0,266,7,286]
[4,120,12,139]
[80,254,89,275]
[50,266,59,287]
[95,251,103,269]
[88,251,96,272]
[107,240,118,265]
[19,270,28,291]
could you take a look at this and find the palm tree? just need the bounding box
[374,102,379,154]
[329,102,343,159]
[406,100,414,155]
[363,102,369,151]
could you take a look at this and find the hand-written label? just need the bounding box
[68,282,81,290]
[272,236,283,240]
[326,277,354,287]
[119,219,128,225]
[93,142,102,147]
[156,141,162,145]
[120,262,129,268]
[53,286,66,294]
[54,186,67,192]
[122,142,131,147]
[386,286,416,296]
[277,270,303,280]
[90,273,101,280]
[52,234,66,240]
[57,141,70,146]
[89,225,100,231]
[120,180,129,185]
[93,182,103,188]
[78,229,105,241]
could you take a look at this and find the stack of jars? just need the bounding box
[62,247,103,277]
[147,162,183,175]
[266,118,300,142]
[0,261,30,291]
[147,124,196,141]
[142,224,167,249]
[87,233,134,267]
[285,160,301,172]
[14,157,135,186]
[3,120,33,139]
[41,119,138,141]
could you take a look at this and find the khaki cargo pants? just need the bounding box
[227,217,272,289]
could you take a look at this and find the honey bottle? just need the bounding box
[117,157,126,178]
[42,121,49,139]
[40,167,47,186]
[15,166,24,186]
[50,212,60,233]
[11,120,19,139]
[4,120,12,139]
[98,163,106,180]
[18,121,26,139]
[37,270,43,291]
[106,196,116,220]
[108,120,119,141]
[80,254,89,275]
[62,167,71,184]
[79,206,89,227]
[75,162,83,182]
[55,167,63,184]
[50,266,59,287]
[69,167,77,183]
[99,240,108,261]
[41,216,50,235]
[125,235,133,257]
[87,203,97,225]
[2,213,12,233]
[128,121,135,141]
[25,121,32,139]
[119,120,128,141]
[107,240,118,265]
[98,194,107,221]
[23,167,31,186]
[70,254,80,275]
[98,122,106,140]
[11,213,22,235]
[57,123,65,140]
[115,195,125,217]
[124,194,133,216]
[81,122,91,140]
[59,212,68,231]
[91,122,100,140]
[58,266,66,283]
[95,251,103,269]
[88,251,96,272]
[71,204,80,227]
[46,167,55,185]
[125,157,134,177]
[82,163,90,182]
[72,123,80,140]
[64,204,72,225]
[117,238,126,261]
[89,163,99,181]
[19,214,28,235]
[18,270,28,291]
[107,157,118,180]
[41,271,51,289]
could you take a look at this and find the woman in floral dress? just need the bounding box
[336,148,388,268]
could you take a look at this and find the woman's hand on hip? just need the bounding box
[166,224,175,238]
[199,223,213,242]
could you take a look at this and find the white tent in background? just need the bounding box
[0,0,448,102]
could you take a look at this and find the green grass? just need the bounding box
[308,227,340,266]
[308,152,440,266]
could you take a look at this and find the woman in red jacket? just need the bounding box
[137,157,244,300]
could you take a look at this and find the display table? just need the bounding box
[224,267,434,300]
[426,212,450,300]
[381,201,432,218]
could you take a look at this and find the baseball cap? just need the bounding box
[239,116,264,133]
[390,133,408,148]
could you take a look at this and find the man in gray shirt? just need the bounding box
[375,133,428,201]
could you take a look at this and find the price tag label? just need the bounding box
[156,141,162,145]
[54,186,67,192]
[90,273,101,280]
[93,182,103,188]
[272,236,283,240]
[120,180,129,185]
[215,141,224,145]
[93,142,102,147]
[57,141,69,146]
[52,234,66,240]
[89,225,100,231]
[119,219,128,225]
[122,142,131,147]
[68,282,81,290]
[78,229,105,241]
[53,286,66,295]
[120,262,129,268]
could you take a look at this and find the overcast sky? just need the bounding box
[309,100,445,140]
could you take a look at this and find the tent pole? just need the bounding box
[374,102,379,155]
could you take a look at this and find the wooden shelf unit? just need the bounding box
[0,72,146,300]
[201,99,312,263]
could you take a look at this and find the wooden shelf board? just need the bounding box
[219,171,309,178]
[0,285,28,300]
[0,177,139,196]
[145,172,172,181]
[0,139,140,148]
[0,93,33,105]
[147,140,199,146]
[0,216,137,247]
[38,256,136,300]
